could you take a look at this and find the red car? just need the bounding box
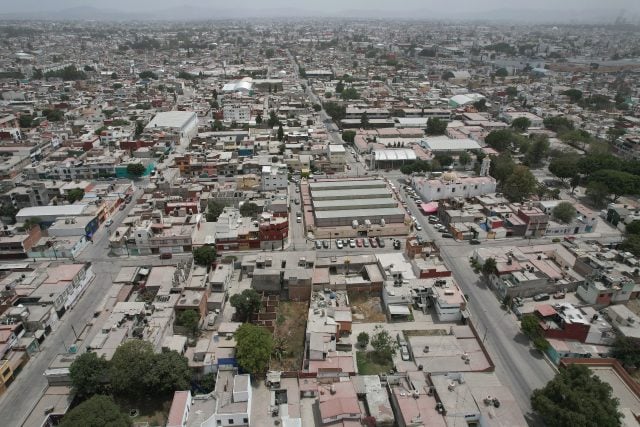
[356,238,363,247]
[369,237,378,248]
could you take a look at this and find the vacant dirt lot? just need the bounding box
[270,301,308,371]
[350,294,386,323]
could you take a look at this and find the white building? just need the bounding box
[500,111,543,128]
[327,144,346,169]
[146,111,198,145]
[221,79,253,94]
[223,104,251,123]
[260,165,288,191]
[412,172,497,202]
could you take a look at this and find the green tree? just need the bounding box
[611,335,640,367]
[323,103,346,121]
[495,67,509,78]
[126,163,146,178]
[588,169,640,202]
[544,116,574,133]
[59,395,131,427]
[150,350,192,395]
[312,104,322,112]
[110,340,156,398]
[619,235,640,257]
[360,112,369,129]
[485,129,515,152]
[548,153,580,183]
[521,314,543,339]
[230,289,262,322]
[511,117,531,132]
[211,119,224,131]
[505,86,518,98]
[524,135,550,167]
[562,89,583,103]
[502,165,537,202]
[240,202,261,217]
[135,121,144,137]
[176,309,200,337]
[66,188,85,203]
[342,130,356,143]
[458,151,471,166]
[553,202,577,223]
[426,117,447,135]
[43,109,64,122]
[206,201,225,222]
[607,127,626,143]
[482,257,497,276]
[473,98,488,112]
[531,364,622,427]
[69,352,110,398]
[255,113,262,126]
[335,80,345,93]
[341,87,359,100]
[18,114,33,128]
[357,332,370,348]
[277,124,284,141]
[235,323,273,374]
[625,220,640,236]
[585,181,610,208]
[22,217,42,231]
[559,129,592,150]
[267,110,279,127]
[489,153,516,184]
[370,325,397,363]
[193,246,216,267]
[138,70,158,80]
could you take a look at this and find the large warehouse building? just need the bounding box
[305,179,409,237]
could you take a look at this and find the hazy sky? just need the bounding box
[1,0,639,13]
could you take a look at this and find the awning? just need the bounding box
[388,305,411,316]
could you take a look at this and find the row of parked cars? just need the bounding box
[314,236,398,250]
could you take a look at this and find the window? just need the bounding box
[451,188,455,193]
[243,419,248,424]
[217,421,221,426]
[227,419,234,425]
[474,185,478,189]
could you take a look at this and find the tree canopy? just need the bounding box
[230,289,262,322]
[126,163,146,178]
[549,153,580,182]
[531,364,622,427]
[544,116,574,133]
[511,117,531,132]
[240,202,261,218]
[426,117,447,135]
[193,245,216,267]
[176,309,200,337]
[482,258,497,275]
[59,395,131,427]
[588,169,640,202]
[342,130,356,143]
[502,165,538,203]
[206,200,225,222]
[370,325,397,363]
[69,352,110,398]
[235,323,273,375]
[552,202,577,224]
[66,188,85,203]
[110,340,156,398]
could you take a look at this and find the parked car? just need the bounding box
[470,239,481,245]
[441,233,453,239]
[362,238,369,248]
[160,253,172,259]
[415,224,422,231]
[349,239,356,248]
[356,238,363,247]
[369,237,378,248]
[393,240,401,250]
[533,293,551,301]
[105,219,114,227]
[553,291,566,299]
[119,204,126,211]
[377,237,385,248]
[336,240,344,249]
[322,240,329,249]
[315,240,322,249]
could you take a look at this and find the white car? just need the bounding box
[415,224,423,231]
[349,239,356,248]
[336,240,344,249]
[105,219,113,227]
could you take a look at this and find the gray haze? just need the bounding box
[1,0,640,21]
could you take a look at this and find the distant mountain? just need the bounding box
[0,5,637,24]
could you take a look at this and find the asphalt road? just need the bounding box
[0,187,147,427]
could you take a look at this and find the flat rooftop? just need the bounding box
[314,207,405,220]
